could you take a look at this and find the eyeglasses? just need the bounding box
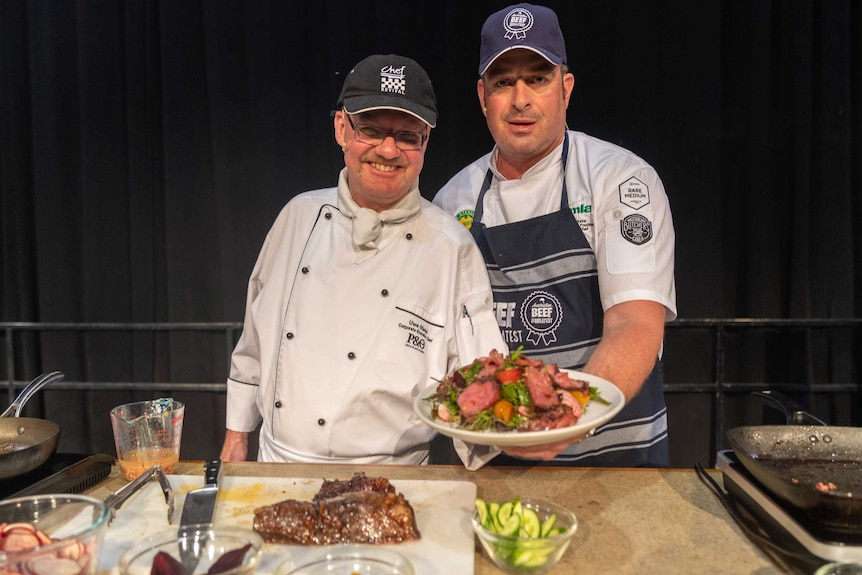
[345,113,428,151]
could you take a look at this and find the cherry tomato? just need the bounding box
[493,399,515,423]
[572,390,591,406]
[496,367,522,384]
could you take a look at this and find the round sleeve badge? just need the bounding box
[620,214,653,245]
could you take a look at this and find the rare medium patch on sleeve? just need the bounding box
[619,176,650,210]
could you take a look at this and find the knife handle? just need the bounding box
[203,459,222,487]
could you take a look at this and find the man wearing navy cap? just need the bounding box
[221,54,505,469]
[435,5,678,467]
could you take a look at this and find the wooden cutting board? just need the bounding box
[98,474,477,574]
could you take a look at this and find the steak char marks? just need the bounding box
[253,472,421,545]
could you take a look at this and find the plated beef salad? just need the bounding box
[425,348,610,432]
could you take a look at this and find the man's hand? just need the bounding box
[500,429,594,460]
[220,429,249,462]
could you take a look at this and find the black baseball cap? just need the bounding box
[479,3,567,76]
[337,54,437,128]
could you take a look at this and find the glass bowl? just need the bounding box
[0,494,110,575]
[471,497,578,574]
[274,544,415,575]
[118,523,263,575]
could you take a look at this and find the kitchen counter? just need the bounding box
[84,461,783,574]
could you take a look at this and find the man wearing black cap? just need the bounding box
[220,54,504,469]
[434,5,677,467]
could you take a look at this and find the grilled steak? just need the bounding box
[253,472,420,545]
[313,472,395,501]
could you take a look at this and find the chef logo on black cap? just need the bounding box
[380,65,407,95]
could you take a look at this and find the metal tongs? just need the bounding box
[104,465,175,524]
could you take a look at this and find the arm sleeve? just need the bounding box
[594,166,677,321]
[453,240,507,362]
[452,240,506,470]
[225,237,271,432]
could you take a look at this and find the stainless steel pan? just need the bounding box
[0,372,64,480]
[727,391,862,532]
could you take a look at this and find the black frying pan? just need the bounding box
[0,372,64,480]
[727,391,862,531]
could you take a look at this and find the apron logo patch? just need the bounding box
[520,291,563,346]
[621,214,653,245]
[455,209,475,230]
[619,177,650,209]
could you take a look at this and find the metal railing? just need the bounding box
[665,317,860,392]
[1,322,243,395]
[2,319,859,461]
[664,318,860,460]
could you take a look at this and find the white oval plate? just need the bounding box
[413,369,625,447]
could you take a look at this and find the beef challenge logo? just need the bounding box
[520,291,563,346]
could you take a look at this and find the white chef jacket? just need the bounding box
[433,131,677,320]
[226,170,506,470]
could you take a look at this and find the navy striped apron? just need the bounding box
[471,135,669,467]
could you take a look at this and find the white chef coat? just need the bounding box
[226,170,505,470]
[434,131,677,320]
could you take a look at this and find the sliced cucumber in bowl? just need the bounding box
[471,496,578,573]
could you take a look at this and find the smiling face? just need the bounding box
[478,49,574,179]
[334,109,430,211]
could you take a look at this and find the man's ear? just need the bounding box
[563,72,575,108]
[477,78,487,116]
[334,110,347,148]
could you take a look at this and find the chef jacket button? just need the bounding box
[275,401,283,408]
[317,418,326,426]
[348,352,356,359]
[325,212,332,219]
[286,332,294,339]
[381,289,389,297]
[301,266,310,274]
[405,233,413,240]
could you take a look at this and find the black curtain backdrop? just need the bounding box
[1,1,859,466]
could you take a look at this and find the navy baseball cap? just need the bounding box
[337,54,438,128]
[478,4,567,76]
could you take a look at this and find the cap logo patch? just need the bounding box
[380,65,407,95]
[503,8,533,40]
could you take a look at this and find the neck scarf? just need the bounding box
[336,169,421,260]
